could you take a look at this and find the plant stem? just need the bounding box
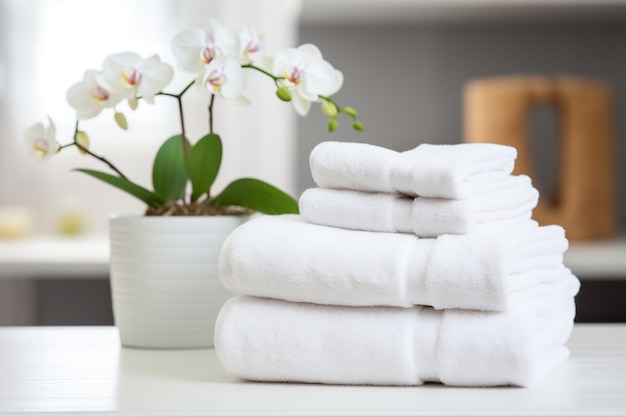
[72,122,129,180]
[243,63,283,81]
[157,81,195,158]
[176,95,189,158]
[208,93,215,134]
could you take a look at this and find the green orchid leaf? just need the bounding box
[187,133,222,202]
[152,134,189,202]
[75,169,164,207]
[212,178,299,215]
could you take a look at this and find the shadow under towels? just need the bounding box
[219,215,576,312]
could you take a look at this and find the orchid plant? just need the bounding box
[25,19,362,216]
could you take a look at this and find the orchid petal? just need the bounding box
[219,59,245,100]
[137,62,173,98]
[204,19,237,57]
[171,27,206,73]
[297,43,323,62]
[303,59,337,95]
[24,118,58,160]
[139,54,161,69]
[102,52,141,90]
[230,96,251,106]
[194,72,205,89]
[291,92,311,116]
[296,83,317,102]
[238,23,263,64]
[272,47,299,75]
[327,70,344,96]
[67,70,123,119]
[46,116,56,140]
[23,123,45,143]
[201,57,245,100]
[67,81,103,119]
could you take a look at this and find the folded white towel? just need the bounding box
[310,141,517,199]
[215,295,576,387]
[220,215,571,311]
[300,175,539,237]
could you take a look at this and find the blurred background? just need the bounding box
[0,0,624,325]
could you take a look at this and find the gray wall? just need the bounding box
[297,21,626,232]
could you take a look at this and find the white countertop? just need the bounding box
[0,324,625,416]
[0,236,109,278]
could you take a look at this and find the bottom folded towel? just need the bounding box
[215,296,576,387]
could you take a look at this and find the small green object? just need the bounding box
[352,121,365,131]
[321,101,338,117]
[276,86,292,102]
[75,131,90,155]
[128,98,139,110]
[343,107,358,117]
[114,112,128,130]
[328,119,339,132]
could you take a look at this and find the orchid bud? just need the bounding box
[343,107,358,118]
[276,86,292,102]
[328,119,339,132]
[114,112,128,130]
[75,131,90,155]
[128,98,139,110]
[352,121,364,131]
[321,101,338,118]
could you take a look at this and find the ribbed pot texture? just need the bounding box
[109,215,247,348]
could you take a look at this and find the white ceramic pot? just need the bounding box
[109,214,247,348]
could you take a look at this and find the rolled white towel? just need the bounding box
[310,141,517,199]
[300,175,539,237]
[215,295,576,387]
[220,215,572,311]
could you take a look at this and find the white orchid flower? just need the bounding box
[67,70,123,119]
[237,24,263,64]
[172,19,238,74]
[102,53,173,104]
[273,44,344,116]
[24,117,59,160]
[200,57,245,101]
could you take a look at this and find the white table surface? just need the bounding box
[0,325,625,417]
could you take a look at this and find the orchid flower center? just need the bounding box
[201,45,221,65]
[90,85,110,102]
[32,137,49,156]
[207,69,227,92]
[246,40,261,55]
[284,66,304,86]
[121,68,142,86]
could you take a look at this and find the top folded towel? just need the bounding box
[310,141,517,199]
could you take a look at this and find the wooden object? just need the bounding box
[464,75,615,240]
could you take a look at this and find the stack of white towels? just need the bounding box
[214,141,580,387]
